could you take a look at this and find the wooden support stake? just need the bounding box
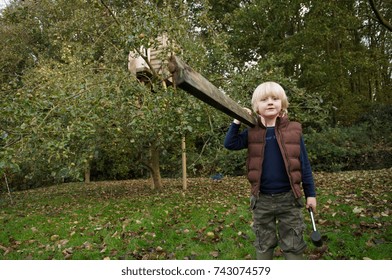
[168,55,256,127]
[4,173,13,204]
[181,136,187,191]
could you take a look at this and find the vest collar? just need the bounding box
[256,115,289,128]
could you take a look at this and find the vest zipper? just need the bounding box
[276,127,295,195]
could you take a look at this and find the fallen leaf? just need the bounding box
[318,219,327,225]
[58,239,69,247]
[365,239,374,247]
[83,241,93,250]
[353,207,365,214]
[156,246,163,252]
[245,254,252,260]
[50,235,60,241]
[210,251,219,258]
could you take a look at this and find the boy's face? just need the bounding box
[255,95,282,120]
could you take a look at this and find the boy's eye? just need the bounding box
[260,97,279,101]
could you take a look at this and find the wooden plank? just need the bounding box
[168,55,256,127]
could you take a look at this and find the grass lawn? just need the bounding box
[0,169,391,260]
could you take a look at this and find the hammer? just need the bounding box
[308,206,323,247]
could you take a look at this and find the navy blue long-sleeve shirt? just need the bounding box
[224,122,316,198]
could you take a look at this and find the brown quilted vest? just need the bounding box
[247,116,303,198]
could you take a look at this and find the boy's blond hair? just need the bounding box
[251,81,289,116]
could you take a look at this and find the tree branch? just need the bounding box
[369,0,392,32]
[99,0,121,26]
[133,48,160,78]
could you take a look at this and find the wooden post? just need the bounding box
[168,55,256,127]
[164,79,187,191]
[181,136,187,191]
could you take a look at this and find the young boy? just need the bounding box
[224,81,317,260]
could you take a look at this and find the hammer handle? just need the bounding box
[308,207,317,232]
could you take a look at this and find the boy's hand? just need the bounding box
[306,197,317,212]
[243,107,252,115]
[234,107,252,124]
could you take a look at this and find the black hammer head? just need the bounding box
[310,230,323,247]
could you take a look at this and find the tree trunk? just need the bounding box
[149,140,162,190]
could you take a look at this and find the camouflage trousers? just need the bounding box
[250,191,307,255]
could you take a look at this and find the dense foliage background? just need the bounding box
[1,0,391,190]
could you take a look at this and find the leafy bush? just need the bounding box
[305,119,392,172]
